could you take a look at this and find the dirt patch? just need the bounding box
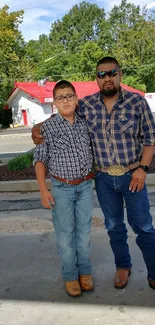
[0,165,50,181]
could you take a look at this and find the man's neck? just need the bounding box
[102,91,120,104]
[101,92,120,114]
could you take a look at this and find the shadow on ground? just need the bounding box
[0,230,155,308]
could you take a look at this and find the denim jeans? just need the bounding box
[51,177,93,281]
[95,171,155,281]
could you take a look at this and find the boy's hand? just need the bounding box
[40,190,55,209]
[31,125,44,145]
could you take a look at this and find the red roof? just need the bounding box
[8,81,145,104]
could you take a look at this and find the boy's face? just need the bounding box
[53,87,78,117]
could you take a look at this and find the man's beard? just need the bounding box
[101,87,118,97]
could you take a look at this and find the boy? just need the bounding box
[33,80,94,297]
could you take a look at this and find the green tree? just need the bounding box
[0,5,26,107]
[49,1,106,51]
[122,75,146,92]
[107,0,155,91]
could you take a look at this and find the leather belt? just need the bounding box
[51,172,94,185]
[95,161,139,176]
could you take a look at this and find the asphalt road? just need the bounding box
[0,133,35,161]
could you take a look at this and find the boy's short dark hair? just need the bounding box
[96,57,120,69]
[53,80,76,98]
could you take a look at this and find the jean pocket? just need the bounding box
[51,177,65,187]
[94,171,102,179]
[126,167,138,177]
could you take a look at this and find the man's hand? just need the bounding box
[40,189,55,209]
[129,168,146,192]
[31,124,44,145]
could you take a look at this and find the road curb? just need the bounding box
[0,174,155,192]
[0,133,31,139]
[0,179,51,192]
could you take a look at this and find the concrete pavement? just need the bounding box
[0,230,155,325]
[0,127,31,136]
[0,191,155,324]
[1,173,155,192]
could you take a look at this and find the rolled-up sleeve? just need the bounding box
[140,98,155,146]
[33,141,50,166]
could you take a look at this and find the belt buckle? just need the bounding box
[108,165,125,176]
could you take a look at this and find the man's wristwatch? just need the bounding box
[138,165,149,172]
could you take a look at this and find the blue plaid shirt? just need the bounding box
[78,90,155,167]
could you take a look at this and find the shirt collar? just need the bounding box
[56,112,80,123]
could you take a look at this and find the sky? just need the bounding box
[0,0,155,41]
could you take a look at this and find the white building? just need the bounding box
[6,81,146,126]
[145,93,155,113]
[6,82,57,126]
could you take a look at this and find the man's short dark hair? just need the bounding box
[53,80,76,98]
[96,57,120,69]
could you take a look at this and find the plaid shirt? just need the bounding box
[33,113,93,180]
[78,89,155,167]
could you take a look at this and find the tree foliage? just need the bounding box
[0,5,33,107]
[0,1,155,108]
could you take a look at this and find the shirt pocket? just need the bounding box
[53,133,70,151]
[87,115,98,134]
[118,114,134,134]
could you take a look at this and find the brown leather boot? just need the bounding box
[148,279,155,290]
[114,269,131,289]
[65,280,82,297]
[79,275,94,291]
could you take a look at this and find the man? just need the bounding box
[32,57,155,290]
[33,80,94,297]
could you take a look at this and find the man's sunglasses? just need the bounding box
[96,69,119,79]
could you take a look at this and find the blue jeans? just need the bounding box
[51,177,93,281]
[95,171,155,281]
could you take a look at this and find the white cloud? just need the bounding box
[0,0,81,40]
[146,1,155,9]
[0,0,154,41]
[97,0,154,10]
[21,8,52,40]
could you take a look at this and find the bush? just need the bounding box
[8,151,33,171]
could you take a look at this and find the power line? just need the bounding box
[0,58,155,68]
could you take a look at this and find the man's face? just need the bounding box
[53,87,78,117]
[96,63,122,97]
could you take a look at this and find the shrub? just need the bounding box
[8,151,33,171]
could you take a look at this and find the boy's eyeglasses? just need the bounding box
[96,69,119,79]
[54,93,76,103]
